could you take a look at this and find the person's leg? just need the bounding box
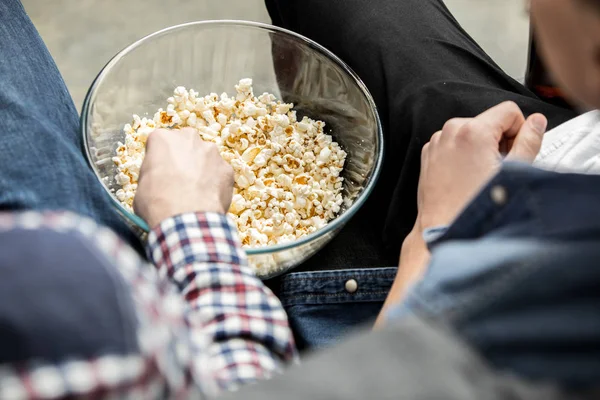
[0,0,139,247]
[266,0,578,268]
[0,227,139,363]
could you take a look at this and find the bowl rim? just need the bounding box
[81,19,384,256]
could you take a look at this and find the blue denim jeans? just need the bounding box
[0,0,140,249]
[273,268,397,351]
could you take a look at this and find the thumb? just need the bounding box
[506,113,547,162]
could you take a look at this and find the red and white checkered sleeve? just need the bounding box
[146,212,298,395]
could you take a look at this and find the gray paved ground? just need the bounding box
[21,0,529,111]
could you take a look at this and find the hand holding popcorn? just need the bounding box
[115,79,347,249]
[133,127,234,228]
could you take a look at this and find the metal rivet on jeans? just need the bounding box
[345,279,358,294]
[490,185,507,205]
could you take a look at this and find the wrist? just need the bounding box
[417,213,452,233]
[144,204,228,229]
[408,217,425,242]
[376,227,430,328]
[402,228,427,259]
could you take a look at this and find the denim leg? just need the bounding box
[0,0,139,247]
[0,227,139,362]
[274,268,397,351]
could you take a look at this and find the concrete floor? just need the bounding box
[22,0,529,111]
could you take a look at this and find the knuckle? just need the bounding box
[456,124,473,139]
[180,127,198,137]
[221,159,231,173]
[456,120,482,140]
[206,142,221,155]
[147,128,167,143]
[500,101,521,114]
[442,119,462,133]
[224,164,235,182]
[197,139,215,153]
[216,153,234,173]
[421,143,430,158]
[153,128,169,137]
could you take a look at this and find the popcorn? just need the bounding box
[114,79,347,264]
[317,147,332,165]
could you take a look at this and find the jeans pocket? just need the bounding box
[276,267,397,351]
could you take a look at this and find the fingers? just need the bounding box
[506,113,547,162]
[430,131,442,146]
[433,103,525,149]
[419,141,431,208]
[440,118,470,139]
[145,128,167,153]
[474,101,526,142]
[176,127,198,137]
[421,141,430,164]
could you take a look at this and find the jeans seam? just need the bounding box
[281,290,391,300]
[281,274,397,288]
[283,274,397,281]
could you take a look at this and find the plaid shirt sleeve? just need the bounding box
[146,212,298,394]
[0,211,297,399]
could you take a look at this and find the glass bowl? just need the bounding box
[81,20,383,279]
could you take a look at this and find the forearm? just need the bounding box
[376,230,430,327]
[147,212,297,394]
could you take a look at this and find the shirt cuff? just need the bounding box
[146,212,247,275]
[422,225,449,246]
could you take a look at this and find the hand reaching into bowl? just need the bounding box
[134,127,235,229]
